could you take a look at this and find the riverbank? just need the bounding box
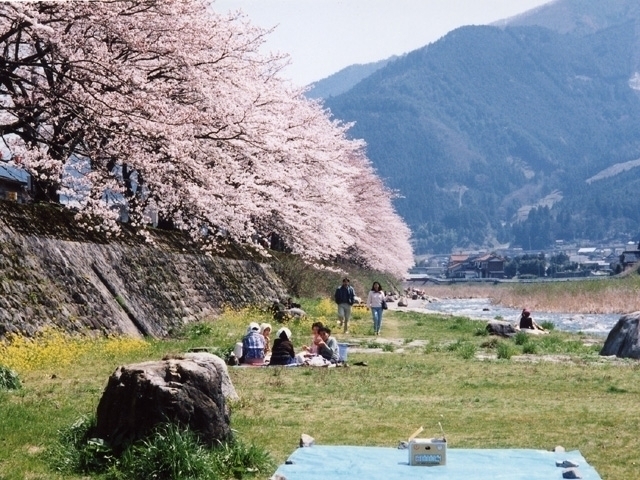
[388,297,619,336]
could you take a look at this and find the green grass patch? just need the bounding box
[49,418,273,480]
[0,303,637,479]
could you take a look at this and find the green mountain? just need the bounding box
[324,1,640,253]
[305,56,397,100]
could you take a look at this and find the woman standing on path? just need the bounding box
[367,281,385,335]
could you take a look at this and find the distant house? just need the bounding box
[473,253,506,279]
[446,252,505,279]
[618,247,640,271]
[446,261,478,279]
[0,164,31,203]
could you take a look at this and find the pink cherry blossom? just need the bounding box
[0,0,413,277]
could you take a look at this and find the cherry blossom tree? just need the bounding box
[0,0,413,276]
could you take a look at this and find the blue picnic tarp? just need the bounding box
[274,445,602,480]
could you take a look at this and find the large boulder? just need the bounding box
[183,351,239,402]
[486,320,517,337]
[600,312,640,359]
[93,355,232,450]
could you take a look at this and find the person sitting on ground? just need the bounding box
[269,327,297,366]
[285,297,302,309]
[519,308,545,331]
[302,321,324,355]
[260,323,272,354]
[241,322,265,365]
[316,326,340,363]
[270,300,288,322]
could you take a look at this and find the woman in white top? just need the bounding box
[366,281,385,335]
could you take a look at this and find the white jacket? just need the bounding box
[367,290,385,308]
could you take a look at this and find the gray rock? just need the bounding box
[183,352,239,402]
[94,357,231,450]
[600,312,640,359]
[486,320,517,337]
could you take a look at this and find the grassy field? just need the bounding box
[0,299,639,479]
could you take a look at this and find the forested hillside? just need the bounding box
[324,0,640,253]
[305,56,397,100]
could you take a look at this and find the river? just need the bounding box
[391,298,621,336]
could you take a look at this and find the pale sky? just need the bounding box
[212,0,554,87]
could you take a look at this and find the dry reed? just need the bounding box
[410,277,640,314]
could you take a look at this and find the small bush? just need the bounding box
[496,342,514,360]
[458,343,477,360]
[382,343,395,352]
[0,364,21,390]
[514,331,529,346]
[185,322,214,339]
[522,343,538,354]
[446,339,464,352]
[541,321,555,331]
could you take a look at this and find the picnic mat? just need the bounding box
[273,445,602,480]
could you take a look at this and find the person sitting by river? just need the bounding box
[519,308,545,332]
[269,327,297,366]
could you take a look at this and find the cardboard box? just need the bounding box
[408,438,447,466]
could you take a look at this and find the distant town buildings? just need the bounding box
[410,241,640,280]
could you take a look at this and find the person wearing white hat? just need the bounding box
[241,322,265,365]
[260,323,272,355]
[270,327,296,366]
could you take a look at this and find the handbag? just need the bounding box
[381,299,388,310]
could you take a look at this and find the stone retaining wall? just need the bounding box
[0,202,286,338]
